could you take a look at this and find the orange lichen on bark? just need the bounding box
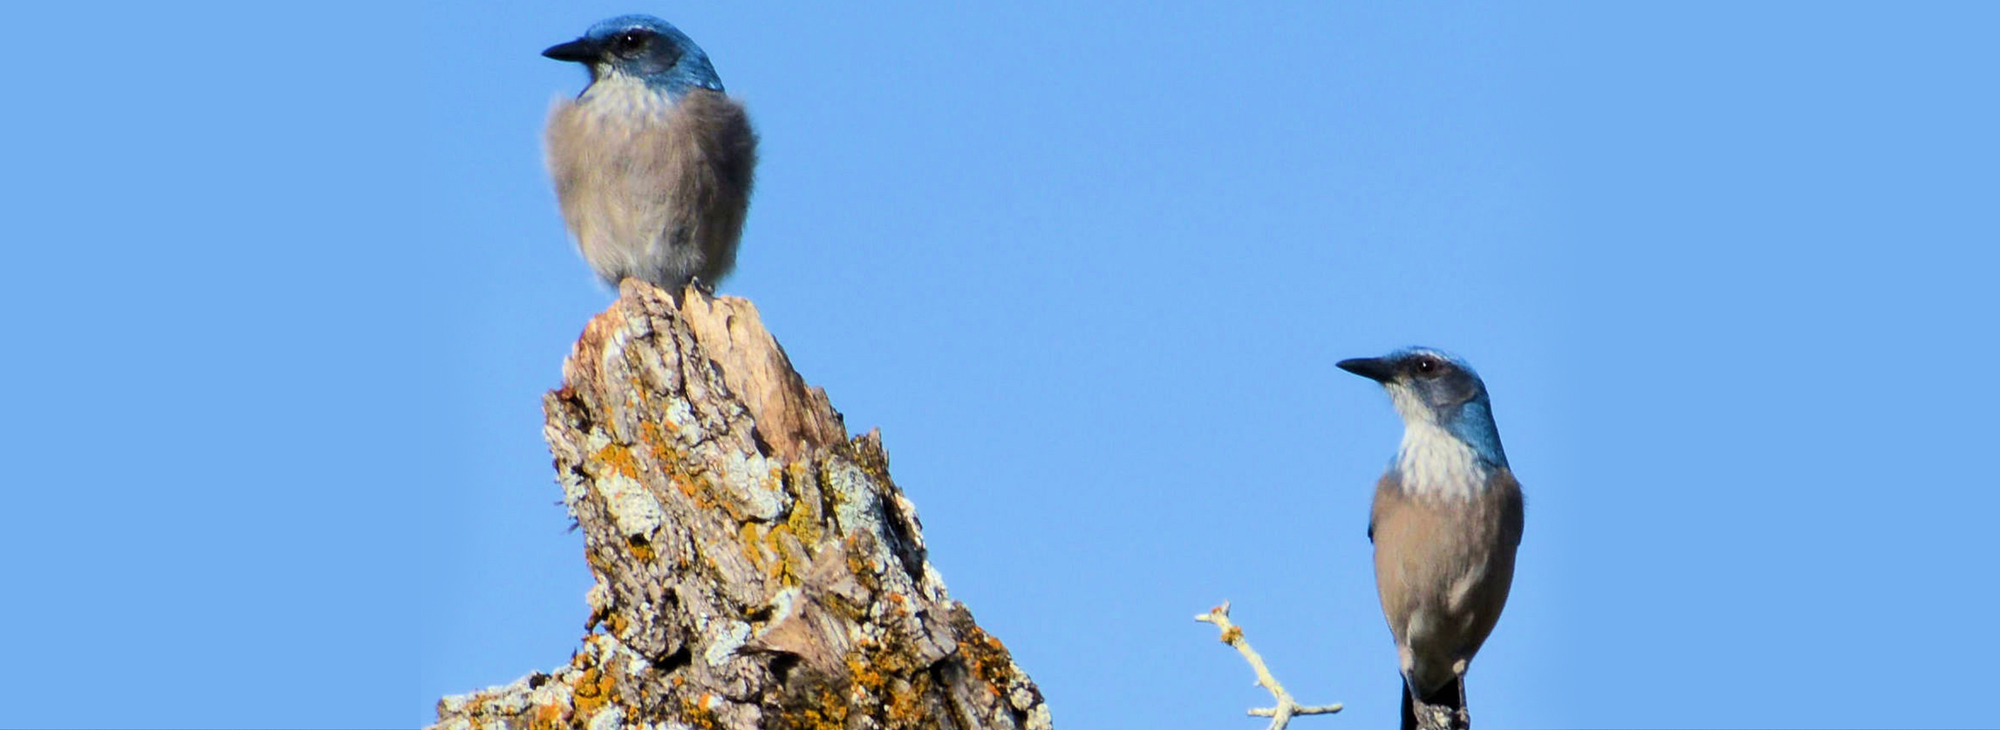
[960,623,1016,694]
[528,700,565,730]
[593,443,640,479]
[625,534,656,562]
[571,666,613,716]
[678,693,720,729]
[433,285,1048,730]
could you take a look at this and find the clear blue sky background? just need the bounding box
[2,2,1995,728]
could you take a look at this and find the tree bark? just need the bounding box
[1407,694,1468,730]
[432,281,1051,730]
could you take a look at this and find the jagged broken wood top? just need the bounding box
[433,280,1049,730]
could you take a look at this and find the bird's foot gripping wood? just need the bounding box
[1400,677,1469,730]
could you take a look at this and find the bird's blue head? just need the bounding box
[1337,347,1508,468]
[542,15,724,98]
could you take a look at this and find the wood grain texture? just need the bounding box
[433,280,1049,730]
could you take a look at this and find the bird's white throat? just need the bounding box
[1395,421,1489,499]
[578,72,675,116]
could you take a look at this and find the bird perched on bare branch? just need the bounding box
[543,15,757,293]
[1339,348,1524,730]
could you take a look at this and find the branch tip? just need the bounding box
[1194,600,1343,730]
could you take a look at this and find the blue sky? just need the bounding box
[3,2,1996,728]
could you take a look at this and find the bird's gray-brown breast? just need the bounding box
[545,87,757,290]
[1369,468,1524,696]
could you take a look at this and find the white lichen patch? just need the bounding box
[595,473,666,540]
[585,705,625,730]
[663,398,698,432]
[721,451,788,520]
[705,620,751,666]
[478,678,534,714]
[558,468,591,507]
[762,587,799,625]
[579,432,668,540]
[528,682,574,713]
[825,462,885,541]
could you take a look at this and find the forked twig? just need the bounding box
[1195,601,1343,729]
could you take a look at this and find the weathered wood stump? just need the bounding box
[433,281,1050,730]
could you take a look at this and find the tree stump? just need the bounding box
[432,280,1051,730]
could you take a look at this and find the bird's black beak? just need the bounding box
[542,38,599,63]
[1336,357,1396,383]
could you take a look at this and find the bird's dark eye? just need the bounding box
[614,31,648,55]
[1414,357,1439,375]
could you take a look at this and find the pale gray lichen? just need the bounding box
[705,621,751,667]
[593,471,666,542]
[585,704,626,730]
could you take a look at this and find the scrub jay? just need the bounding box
[1338,348,1524,730]
[543,15,758,292]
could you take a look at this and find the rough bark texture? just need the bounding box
[433,280,1051,730]
[1408,697,1468,730]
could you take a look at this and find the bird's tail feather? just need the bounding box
[1400,681,1416,730]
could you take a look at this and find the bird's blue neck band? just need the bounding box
[1445,399,1509,468]
[648,60,724,98]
